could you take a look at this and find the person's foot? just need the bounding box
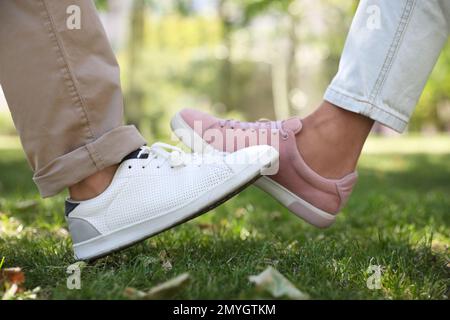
[171,109,358,228]
[66,142,279,260]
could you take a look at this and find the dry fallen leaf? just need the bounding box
[2,284,19,300]
[159,250,173,271]
[124,273,190,300]
[249,266,309,300]
[1,267,25,285]
[0,266,40,300]
[159,250,168,260]
[162,260,173,271]
[2,285,40,300]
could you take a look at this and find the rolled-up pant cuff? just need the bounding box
[33,125,146,198]
[324,86,409,133]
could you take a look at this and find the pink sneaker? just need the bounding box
[171,109,358,228]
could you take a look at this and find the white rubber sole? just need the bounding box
[73,149,277,260]
[170,111,336,228]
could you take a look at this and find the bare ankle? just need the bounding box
[296,101,373,178]
[69,165,119,201]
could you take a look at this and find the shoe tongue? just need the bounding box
[282,117,302,134]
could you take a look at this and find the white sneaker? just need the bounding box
[66,142,279,260]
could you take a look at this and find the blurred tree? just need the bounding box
[112,0,448,137]
[240,0,295,119]
[411,43,450,132]
[126,0,146,132]
[217,0,235,112]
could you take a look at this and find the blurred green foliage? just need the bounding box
[0,0,446,137]
[411,43,450,131]
[113,0,358,140]
[108,0,449,139]
[0,0,443,139]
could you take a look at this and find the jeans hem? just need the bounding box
[33,125,146,198]
[324,86,408,133]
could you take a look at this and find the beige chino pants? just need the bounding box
[0,0,146,197]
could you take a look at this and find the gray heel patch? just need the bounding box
[68,217,101,244]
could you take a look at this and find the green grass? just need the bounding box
[0,135,449,300]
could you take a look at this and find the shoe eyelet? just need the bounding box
[142,166,145,169]
[157,166,160,169]
[128,165,132,169]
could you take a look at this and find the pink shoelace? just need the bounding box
[218,119,289,139]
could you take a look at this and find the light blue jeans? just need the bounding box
[324,0,450,132]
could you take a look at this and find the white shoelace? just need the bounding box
[136,142,206,168]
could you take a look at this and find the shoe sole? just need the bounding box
[73,148,277,261]
[170,111,336,228]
